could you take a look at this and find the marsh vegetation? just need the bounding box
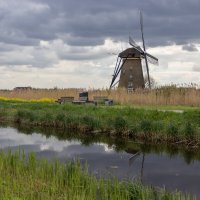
[0,87,199,199]
[0,85,200,106]
[0,99,199,148]
[0,149,197,200]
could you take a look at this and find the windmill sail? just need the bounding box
[146,53,158,64]
[129,36,144,53]
[146,54,158,65]
[140,11,151,88]
[110,57,121,89]
[129,36,137,47]
[109,55,129,89]
[109,11,158,90]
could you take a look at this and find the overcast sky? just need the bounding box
[0,0,199,89]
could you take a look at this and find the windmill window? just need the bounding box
[129,75,133,79]
[130,66,133,70]
[128,82,133,87]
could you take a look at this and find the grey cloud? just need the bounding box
[0,46,58,68]
[182,44,198,52]
[0,31,38,46]
[0,0,200,69]
[45,0,200,46]
[48,39,111,61]
[61,35,105,47]
[0,0,200,47]
[57,47,108,61]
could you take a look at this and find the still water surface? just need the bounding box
[0,126,199,197]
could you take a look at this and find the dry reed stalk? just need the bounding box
[0,86,200,106]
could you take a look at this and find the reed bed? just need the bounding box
[0,150,195,199]
[0,85,200,106]
[109,87,200,106]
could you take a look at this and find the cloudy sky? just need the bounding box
[0,0,199,89]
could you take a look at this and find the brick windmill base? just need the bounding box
[118,58,145,91]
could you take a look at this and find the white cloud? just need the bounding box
[148,45,200,85]
[0,38,200,89]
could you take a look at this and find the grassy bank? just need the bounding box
[0,100,200,147]
[0,151,195,199]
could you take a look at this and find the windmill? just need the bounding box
[109,11,158,90]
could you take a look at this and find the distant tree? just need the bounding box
[144,75,157,89]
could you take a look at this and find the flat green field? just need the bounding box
[127,104,200,111]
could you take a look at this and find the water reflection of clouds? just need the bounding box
[0,127,80,152]
[0,128,115,155]
[1,127,200,198]
[97,143,115,153]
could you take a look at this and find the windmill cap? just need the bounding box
[118,48,143,58]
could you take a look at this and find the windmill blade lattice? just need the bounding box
[146,54,158,65]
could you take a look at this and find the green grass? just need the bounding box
[0,100,200,146]
[0,150,195,200]
[127,104,200,111]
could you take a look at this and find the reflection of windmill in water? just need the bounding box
[109,11,158,91]
[128,150,145,183]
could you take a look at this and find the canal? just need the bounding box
[0,126,199,198]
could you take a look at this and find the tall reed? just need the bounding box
[0,85,200,106]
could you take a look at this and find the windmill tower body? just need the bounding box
[118,48,145,89]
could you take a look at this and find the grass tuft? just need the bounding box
[114,116,128,133]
